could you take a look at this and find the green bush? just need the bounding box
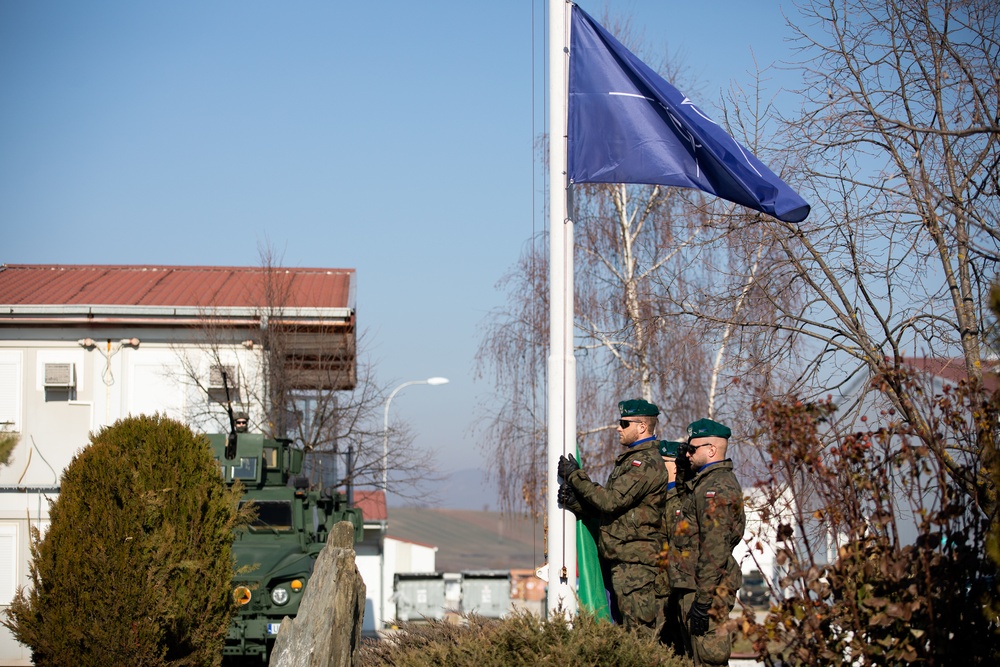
[2,414,243,667]
[357,610,692,667]
[0,430,17,466]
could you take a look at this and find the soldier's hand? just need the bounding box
[688,600,711,637]
[558,483,583,515]
[557,453,580,480]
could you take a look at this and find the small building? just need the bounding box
[353,491,439,634]
[510,568,546,617]
[0,263,357,665]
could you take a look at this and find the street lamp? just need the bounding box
[382,377,449,492]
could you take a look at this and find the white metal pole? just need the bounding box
[546,0,577,618]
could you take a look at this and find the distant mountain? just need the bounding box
[387,468,498,511]
[385,470,542,572]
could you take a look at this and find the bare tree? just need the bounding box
[476,183,720,513]
[175,246,438,500]
[474,13,801,514]
[672,0,999,515]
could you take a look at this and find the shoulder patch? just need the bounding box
[631,460,643,467]
[705,491,716,498]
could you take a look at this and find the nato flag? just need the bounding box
[568,6,810,223]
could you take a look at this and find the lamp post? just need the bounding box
[382,377,449,492]
[378,376,448,632]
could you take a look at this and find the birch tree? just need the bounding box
[675,0,999,516]
[476,177,718,513]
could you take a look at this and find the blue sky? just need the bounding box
[1,1,803,505]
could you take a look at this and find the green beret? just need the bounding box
[687,418,731,440]
[658,440,683,458]
[619,399,660,417]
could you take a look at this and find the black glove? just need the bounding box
[688,600,711,637]
[557,483,583,515]
[557,453,581,480]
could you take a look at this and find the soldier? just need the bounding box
[664,418,745,666]
[234,412,249,433]
[655,440,685,647]
[557,399,669,637]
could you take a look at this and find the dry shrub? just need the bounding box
[738,373,1000,666]
[358,609,692,667]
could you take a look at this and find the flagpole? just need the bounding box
[546,0,577,618]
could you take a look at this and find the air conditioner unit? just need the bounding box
[44,362,76,388]
[209,365,238,391]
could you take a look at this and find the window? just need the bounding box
[231,457,258,480]
[0,351,22,432]
[0,523,16,605]
[242,500,293,532]
[43,362,76,402]
[208,364,241,403]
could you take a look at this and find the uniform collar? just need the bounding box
[628,435,657,449]
[681,459,734,490]
[696,460,725,473]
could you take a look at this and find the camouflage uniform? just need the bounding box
[666,459,745,665]
[657,480,684,649]
[566,439,669,636]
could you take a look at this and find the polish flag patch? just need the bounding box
[631,460,643,467]
[705,491,716,498]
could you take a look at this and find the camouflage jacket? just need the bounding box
[666,459,745,604]
[567,440,669,565]
[655,482,683,589]
[663,483,682,539]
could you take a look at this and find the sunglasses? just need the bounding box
[618,419,642,429]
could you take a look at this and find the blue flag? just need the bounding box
[568,6,810,223]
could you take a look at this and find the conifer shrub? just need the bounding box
[357,610,692,667]
[0,431,17,466]
[2,414,244,667]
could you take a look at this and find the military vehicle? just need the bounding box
[208,418,363,663]
[738,569,770,609]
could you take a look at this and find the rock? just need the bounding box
[269,521,367,667]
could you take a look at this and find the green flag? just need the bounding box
[576,515,610,619]
[574,447,610,620]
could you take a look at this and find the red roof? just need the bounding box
[905,357,999,393]
[0,264,354,310]
[354,490,387,522]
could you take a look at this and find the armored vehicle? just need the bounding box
[739,569,770,609]
[208,429,363,662]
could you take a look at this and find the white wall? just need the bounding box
[355,539,383,635]
[0,330,264,665]
[382,537,437,628]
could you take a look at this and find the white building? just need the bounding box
[0,263,358,665]
[352,490,438,635]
